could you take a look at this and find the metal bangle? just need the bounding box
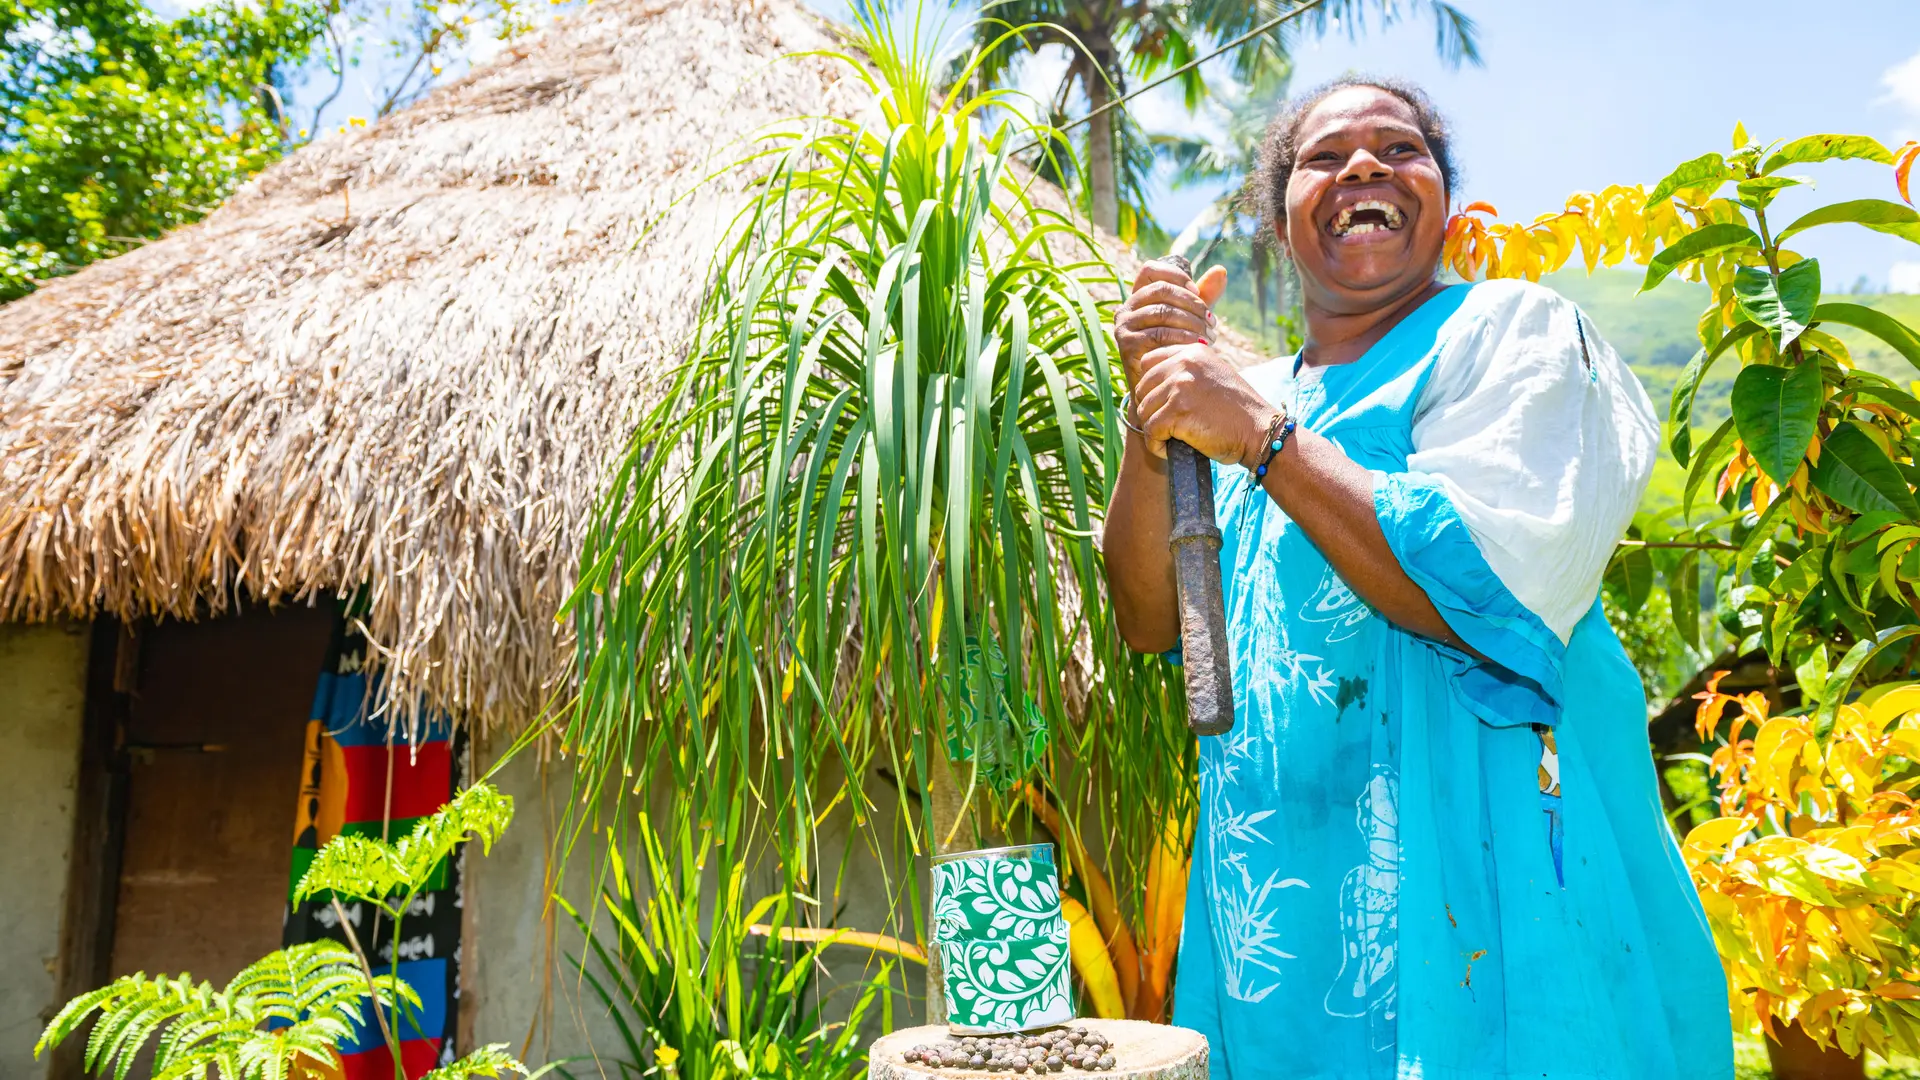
[1119,391,1149,437]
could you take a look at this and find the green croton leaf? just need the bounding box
[1813,303,1920,373]
[1777,199,1920,245]
[1845,376,1920,421]
[1735,175,1808,210]
[1731,358,1822,484]
[1644,151,1733,210]
[1813,421,1920,518]
[1685,416,1739,517]
[1734,259,1821,350]
[1641,222,1760,293]
[1761,133,1893,176]
[1666,548,1702,648]
[1670,321,1764,465]
[1604,546,1655,615]
[1819,624,1920,723]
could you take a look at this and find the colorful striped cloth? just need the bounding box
[287,618,466,1079]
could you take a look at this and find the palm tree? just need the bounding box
[1160,67,1293,349]
[973,0,1481,239]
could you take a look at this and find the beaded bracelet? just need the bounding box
[1252,415,1296,480]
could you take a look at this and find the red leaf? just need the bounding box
[1896,142,1920,207]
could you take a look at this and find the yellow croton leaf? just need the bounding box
[1751,717,1816,804]
[1871,686,1920,727]
[1685,816,1754,863]
[1890,729,1920,763]
[1834,907,1884,959]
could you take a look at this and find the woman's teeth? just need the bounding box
[1331,200,1406,236]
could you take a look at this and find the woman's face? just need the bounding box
[1280,86,1448,315]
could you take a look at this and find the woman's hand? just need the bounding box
[1132,343,1275,466]
[1113,261,1270,465]
[1100,259,1231,654]
[1115,261,1227,389]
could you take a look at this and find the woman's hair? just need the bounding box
[1251,75,1458,234]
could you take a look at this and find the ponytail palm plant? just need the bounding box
[561,1,1189,986]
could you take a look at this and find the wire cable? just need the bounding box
[1012,0,1331,156]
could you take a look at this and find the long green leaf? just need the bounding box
[1820,625,1920,723]
[1644,151,1733,209]
[1670,321,1762,464]
[1685,416,1739,517]
[1813,421,1920,518]
[1814,302,1920,372]
[1641,222,1759,293]
[1762,133,1893,175]
[1777,198,1920,245]
[1734,259,1820,350]
[1730,358,1822,484]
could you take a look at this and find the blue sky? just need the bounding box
[1138,0,1920,291]
[256,0,1920,289]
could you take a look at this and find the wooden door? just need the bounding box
[108,604,336,984]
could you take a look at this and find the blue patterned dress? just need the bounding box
[1169,281,1732,1079]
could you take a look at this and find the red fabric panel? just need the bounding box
[333,741,452,824]
[338,1039,442,1080]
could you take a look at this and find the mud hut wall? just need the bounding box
[467,739,929,1068]
[0,622,90,1080]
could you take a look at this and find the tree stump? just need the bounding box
[869,1020,1208,1080]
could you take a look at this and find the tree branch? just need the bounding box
[308,17,348,136]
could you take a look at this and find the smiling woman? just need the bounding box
[1102,79,1736,1079]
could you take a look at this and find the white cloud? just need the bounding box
[1891,262,1920,295]
[1885,50,1920,113]
[1881,48,1920,140]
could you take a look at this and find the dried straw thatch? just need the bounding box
[0,0,1252,729]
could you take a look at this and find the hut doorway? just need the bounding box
[69,605,335,991]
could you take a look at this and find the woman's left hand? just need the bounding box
[1131,343,1276,466]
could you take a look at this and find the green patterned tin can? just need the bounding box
[931,843,1074,1034]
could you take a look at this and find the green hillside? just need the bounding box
[1546,268,1717,419]
[1553,269,1920,400]
[1550,271,1920,509]
[1824,292,1920,376]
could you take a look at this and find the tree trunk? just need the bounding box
[1083,67,1119,237]
[924,742,1000,1026]
[924,745,963,1025]
[1764,1021,1865,1080]
[1251,242,1271,352]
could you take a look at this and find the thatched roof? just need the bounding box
[0,0,1254,728]
[0,0,862,725]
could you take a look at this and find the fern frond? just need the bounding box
[393,782,514,888]
[417,1043,527,1080]
[38,943,413,1080]
[90,975,215,1080]
[295,833,409,904]
[295,782,513,906]
[37,983,117,1059]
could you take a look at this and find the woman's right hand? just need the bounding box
[1115,260,1228,391]
[1101,259,1228,654]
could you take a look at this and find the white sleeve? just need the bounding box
[1408,279,1658,643]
